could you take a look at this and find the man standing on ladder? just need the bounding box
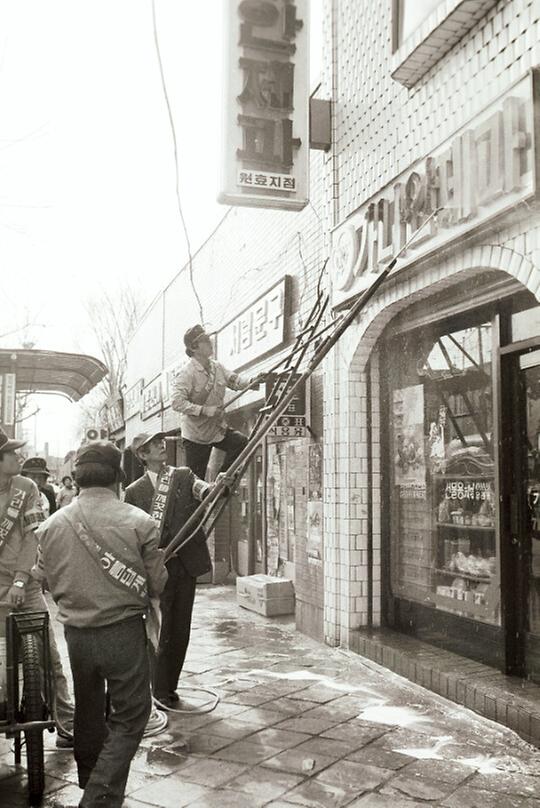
[172,324,264,481]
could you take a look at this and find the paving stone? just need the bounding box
[347,795,426,807]
[282,777,363,807]
[262,746,335,776]
[441,785,532,807]
[184,788,268,807]
[346,746,415,769]
[212,739,281,765]
[124,768,166,795]
[400,757,474,784]
[470,772,540,798]
[41,783,84,807]
[321,720,389,744]
[201,718,263,740]
[316,759,393,791]
[130,747,188,777]
[233,707,287,727]
[269,697,321,715]
[273,714,342,735]
[380,774,453,801]
[292,736,359,760]
[248,727,312,751]
[224,765,303,800]
[288,685,342,704]
[130,775,210,808]
[181,732,232,755]
[172,756,248,787]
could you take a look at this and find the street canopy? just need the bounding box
[0,348,108,401]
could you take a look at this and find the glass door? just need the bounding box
[519,351,540,681]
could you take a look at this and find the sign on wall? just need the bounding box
[330,72,538,308]
[217,277,289,370]
[2,373,16,427]
[265,372,308,437]
[219,0,310,211]
[124,379,143,420]
[141,377,162,420]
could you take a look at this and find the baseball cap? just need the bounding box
[75,440,126,482]
[131,432,166,457]
[183,325,210,354]
[0,427,26,454]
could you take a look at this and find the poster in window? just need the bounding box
[307,443,323,559]
[393,385,426,499]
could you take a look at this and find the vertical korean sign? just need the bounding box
[219,0,310,211]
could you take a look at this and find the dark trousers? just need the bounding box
[64,616,151,808]
[183,427,248,481]
[153,558,197,698]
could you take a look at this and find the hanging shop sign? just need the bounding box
[330,71,538,308]
[124,379,143,420]
[265,372,307,437]
[2,373,16,427]
[217,277,289,370]
[141,377,162,420]
[219,0,309,211]
[307,442,323,560]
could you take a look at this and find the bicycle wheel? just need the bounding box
[20,633,45,806]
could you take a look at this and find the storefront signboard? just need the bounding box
[217,277,289,370]
[106,399,124,434]
[124,379,143,420]
[141,377,162,420]
[2,373,16,427]
[330,71,539,308]
[265,372,307,437]
[219,0,309,211]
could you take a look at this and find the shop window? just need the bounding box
[388,319,500,626]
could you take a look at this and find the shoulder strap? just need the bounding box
[62,503,148,603]
[0,482,30,554]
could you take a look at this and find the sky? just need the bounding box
[0,0,322,459]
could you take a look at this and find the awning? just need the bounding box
[0,349,108,401]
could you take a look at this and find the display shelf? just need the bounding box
[432,473,494,480]
[433,592,495,619]
[436,522,494,531]
[434,567,491,583]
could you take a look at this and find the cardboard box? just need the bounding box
[236,574,295,617]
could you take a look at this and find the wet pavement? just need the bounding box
[1,584,540,807]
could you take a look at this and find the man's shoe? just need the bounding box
[154,693,172,708]
[55,732,74,749]
[144,705,168,736]
[168,691,180,703]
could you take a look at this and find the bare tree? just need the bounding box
[78,285,147,433]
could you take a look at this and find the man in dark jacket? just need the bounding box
[21,456,57,517]
[124,431,212,707]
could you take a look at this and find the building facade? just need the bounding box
[323,0,540,686]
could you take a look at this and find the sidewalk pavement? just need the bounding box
[1,584,540,807]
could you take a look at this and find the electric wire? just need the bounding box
[151,0,204,323]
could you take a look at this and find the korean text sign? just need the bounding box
[219,0,309,210]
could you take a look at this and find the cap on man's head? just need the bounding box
[131,431,166,458]
[21,456,50,476]
[74,440,126,482]
[183,324,209,355]
[0,427,26,454]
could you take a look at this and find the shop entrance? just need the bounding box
[502,347,540,682]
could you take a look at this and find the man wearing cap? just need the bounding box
[0,428,74,748]
[171,324,263,482]
[124,431,213,707]
[33,441,168,808]
[21,456,57,518]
